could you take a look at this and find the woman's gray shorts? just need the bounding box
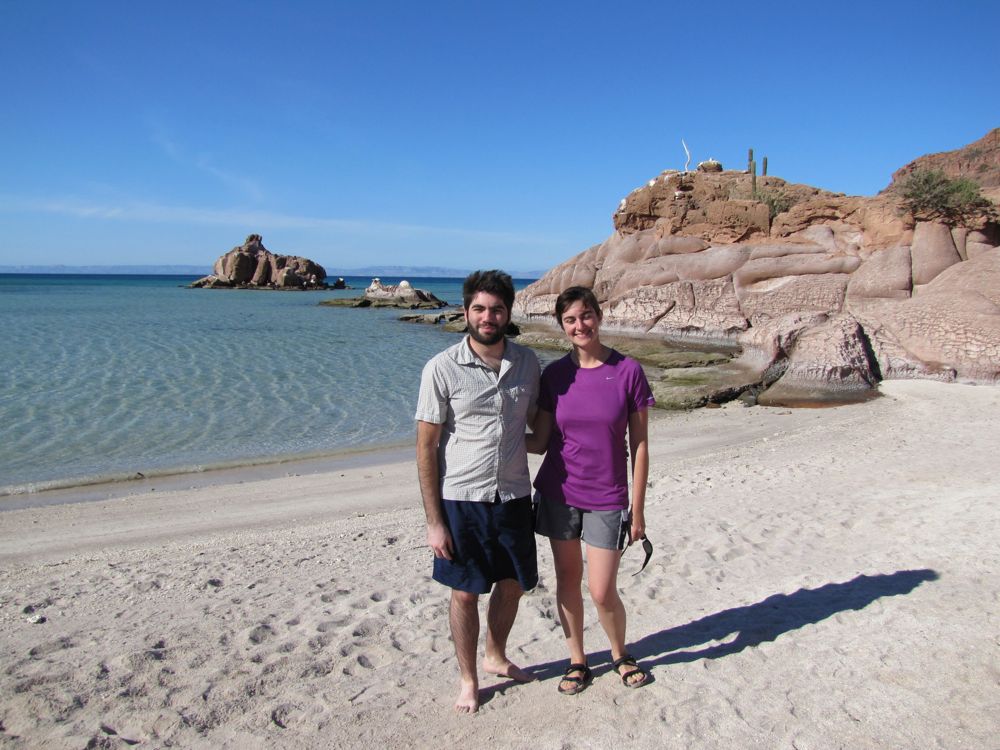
[534,492,630,551]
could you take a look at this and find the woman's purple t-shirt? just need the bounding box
[533,350,654,511]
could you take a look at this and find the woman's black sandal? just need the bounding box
[612,654,649,688]
[557,663,592,695]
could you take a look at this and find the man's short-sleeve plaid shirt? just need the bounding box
[415,336,540,502]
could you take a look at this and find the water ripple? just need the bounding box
[0,276,467,493]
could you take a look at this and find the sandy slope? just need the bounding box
[1,381,998,749]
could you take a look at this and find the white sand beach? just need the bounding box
[1,380,998,749]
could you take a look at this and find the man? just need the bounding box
[415,269,540,713]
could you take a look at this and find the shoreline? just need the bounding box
[0,394,842,512]
[0,440,415,511]
[0,398,865,564]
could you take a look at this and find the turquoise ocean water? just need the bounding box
[1,274,539,496]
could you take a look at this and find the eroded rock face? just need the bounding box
[516,143,1000,400]
[754,314,879,406]
[910,222,962,286]
[849,251,1000,382]
[191,235,327,290]
[845,245,912,301]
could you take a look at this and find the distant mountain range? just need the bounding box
[0,264,544,279]
[0,264,212,275]
[335,265,544,280]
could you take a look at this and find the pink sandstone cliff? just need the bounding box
[514,130,1000,404]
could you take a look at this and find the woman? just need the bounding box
[527,285,653,694]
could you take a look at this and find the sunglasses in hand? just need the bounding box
[622,535,653,576]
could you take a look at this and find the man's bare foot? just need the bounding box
[455,678,480,713]
[482,656,535,683]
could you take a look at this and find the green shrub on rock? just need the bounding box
[898,169,992,222]
[753,188,793,219]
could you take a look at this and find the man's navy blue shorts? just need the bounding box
[433,495,538,594]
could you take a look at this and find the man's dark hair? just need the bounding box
[462,269,515,312]
[554,285,602,326]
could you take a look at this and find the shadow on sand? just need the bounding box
[522,568,939,684]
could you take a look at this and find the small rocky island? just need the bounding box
[191,234,328,290]
[320,278,447,309]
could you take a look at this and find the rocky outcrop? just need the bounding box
[883,128,1000,192]
[400,311,523,335]
[191,235,327,290]
[516,131,1000,405]
[361,279,447,308]
[613,169,838,243]
[320,279,447,309]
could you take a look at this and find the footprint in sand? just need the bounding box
[307,633,333,653]
[299,658,335,678]
[27,637,74,659]
[248,623,275,645]
[133,578,163,593]
[351,617,386,639]
[316,618,348,633]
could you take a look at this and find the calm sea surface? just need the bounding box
[0,274,540,496]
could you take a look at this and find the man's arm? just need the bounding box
[524,351,545,452]
[416,419,452,560]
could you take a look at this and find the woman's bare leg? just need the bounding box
[550,538,587,672]
[586,545,648,686]
[585,544,627,660]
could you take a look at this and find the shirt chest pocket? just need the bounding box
[501,384,531,416]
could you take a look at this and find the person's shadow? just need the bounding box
[524,568,938,682]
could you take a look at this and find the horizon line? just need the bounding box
[0,263,546,279]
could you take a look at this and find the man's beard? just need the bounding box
[468,324,504,346]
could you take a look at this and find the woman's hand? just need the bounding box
[630,509,646,545]
[526,409,553,455]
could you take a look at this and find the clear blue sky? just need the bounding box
[2,0,997,274]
